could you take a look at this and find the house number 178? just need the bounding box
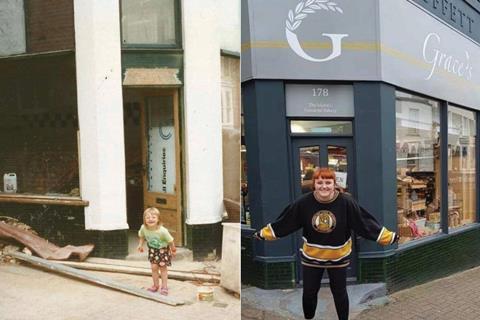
[312,88,329,97]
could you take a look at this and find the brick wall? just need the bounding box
[186,222,222,260]
[241,232,297,289]
[0,203,85,246]
[26,0,75,53]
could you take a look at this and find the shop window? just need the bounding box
[121,0,179,46]
[448,105,476,229]
[0,56,79,197]
[396,91,441,244]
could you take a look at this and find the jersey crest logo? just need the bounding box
[312,210,336,233]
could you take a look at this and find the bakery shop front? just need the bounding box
[241,0,480,291]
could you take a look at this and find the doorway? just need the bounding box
[291,137,357,280]
[123,89,182,245]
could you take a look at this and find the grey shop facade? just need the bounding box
[241,0,480,291]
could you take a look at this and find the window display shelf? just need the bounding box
[397,171,440,241]
[410,184,427,189]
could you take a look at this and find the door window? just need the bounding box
[146,96,176,194]
[328,145,348,191]
[299,146,320,194]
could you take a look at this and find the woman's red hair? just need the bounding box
[312,167,336,181]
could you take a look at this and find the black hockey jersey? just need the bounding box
[258,191,396,268]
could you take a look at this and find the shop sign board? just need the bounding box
[286,84,353,117]
[242,0,480,110]
[379,0,480,109]
[242,0,379,82]
[410,0,479,43]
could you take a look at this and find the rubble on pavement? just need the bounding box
[0,216,94,262]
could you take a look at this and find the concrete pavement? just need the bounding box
[0,235,239,320]
[242,282,387,320]
[0,260,240,320]
[356,266,480,320]
[242,265,480,320]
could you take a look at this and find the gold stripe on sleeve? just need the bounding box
[377,227,395,246]
[260,224,277,240]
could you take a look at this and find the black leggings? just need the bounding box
[302,266,349,320]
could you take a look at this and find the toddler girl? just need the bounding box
[137,207,176,295]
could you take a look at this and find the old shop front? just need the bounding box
[0,0,234,260]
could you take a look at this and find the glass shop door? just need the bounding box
[292,137,357,281]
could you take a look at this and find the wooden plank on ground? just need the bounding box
[85,257,221,276]
[53,260,220,283]
[9,252,184,306]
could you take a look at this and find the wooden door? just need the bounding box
[141,90,182,245]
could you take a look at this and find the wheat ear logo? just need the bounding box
[286,0,348,62]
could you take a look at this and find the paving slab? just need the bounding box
[355,266,480,320]
[0,262,239,320]
[241,282,386,320]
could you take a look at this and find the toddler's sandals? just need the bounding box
[160,287,169,296]
[146,285,159,293]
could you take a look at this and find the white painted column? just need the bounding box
[183,0,224,225]
[74,0,128,230]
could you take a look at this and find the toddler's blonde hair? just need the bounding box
[143,207,161,226]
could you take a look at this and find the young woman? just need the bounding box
[254,168,398,320]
